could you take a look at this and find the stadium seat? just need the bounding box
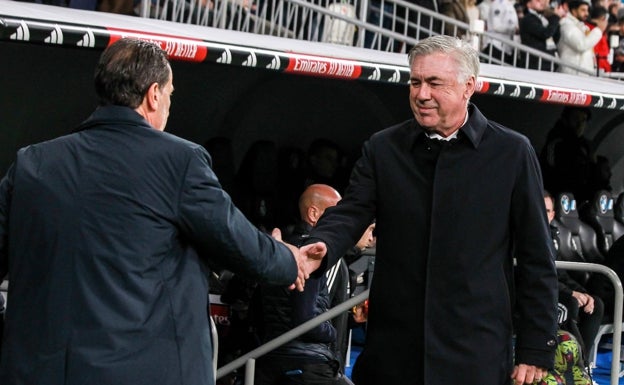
[579,190,624,257]
[555,192,605,266]
[551,218,590,285]
[614,192,624,227]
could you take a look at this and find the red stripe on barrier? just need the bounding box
[107,28,208,63]
[285,56,362,79]
[540,89,592,106]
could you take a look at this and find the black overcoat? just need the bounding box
[0,106,297,385]
[309,105,558,385]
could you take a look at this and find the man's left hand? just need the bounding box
[511,364,547,384]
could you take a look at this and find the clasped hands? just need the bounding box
[271,228,327,292]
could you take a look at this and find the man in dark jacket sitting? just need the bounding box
[254,184,353,385]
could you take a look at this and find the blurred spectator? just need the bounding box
[587,232,624,320]
[514,1,525,20]
[303,138,349,193]
[231,140,279,232]
[585,5,612,72]
[608,1,621,26]
[465,0,481,24]
[592,155,613,192]
[557,0,607,75]
[98,0,135,14]
[611,16,624,72]
[482,0,519,65]
[478,0,493,27]
[439,0,470,36]
[519,0,564,70]
[276,146,307,230]
[540,106,597,203]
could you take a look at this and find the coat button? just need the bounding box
[547,339,556,347]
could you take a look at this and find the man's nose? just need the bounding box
[415,84,431,99]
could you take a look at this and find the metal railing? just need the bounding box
[216,288,370,385]
[556,261,623,385]
[0,261,621,384]
[214,261,624,385]
[136,0,624,80]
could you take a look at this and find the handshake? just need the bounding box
[271,228,327,292]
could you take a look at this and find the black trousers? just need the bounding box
[558,291,605,360]
[255,356,353,385]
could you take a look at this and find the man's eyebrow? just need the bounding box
[410,75,443,82]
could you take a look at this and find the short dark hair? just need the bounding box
[567,0,589,11]
[94,38,170,108]
[590,5,608,20]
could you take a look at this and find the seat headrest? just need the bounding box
[589,190,614,218]
[556,192,578,219]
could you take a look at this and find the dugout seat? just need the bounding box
[555,192,604,266]
[579,190,624,257]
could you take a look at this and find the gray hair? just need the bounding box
[407,36,480,83]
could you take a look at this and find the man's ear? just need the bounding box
[307,206,319,225]
[145,82,160,111]
[465,75,476,99]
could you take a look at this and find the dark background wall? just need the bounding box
[2,41,624,192]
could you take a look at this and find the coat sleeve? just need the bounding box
[177,146,297,286]
[0,163,15,281]
[520,14,558,41]
[290,276,336,343]
[511,141,559,369]
[559,21,603,52]
[308,140,377,272]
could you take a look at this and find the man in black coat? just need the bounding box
[0,38,305,385]
[519,0,564,70]
[300,35,559,385]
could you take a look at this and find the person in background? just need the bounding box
[610,16,624,71]
[482,0,520,65]
[607,1,621,27]
[254,184,353,385]
[540,106,597,203]
[557,0,607,75]
[585,5,612,73]
[439,0,470,36]
[0,38,306,385]
[300,35,558,385]
[465,0,481,25]
[544,190,604,360]
[519,0,565,70]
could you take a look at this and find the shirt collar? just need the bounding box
[425,112,468,141]
[414,104,486,148]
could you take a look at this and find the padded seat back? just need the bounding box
[579,190,624,256]
[556,192,604,264]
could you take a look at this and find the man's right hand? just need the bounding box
[300,242,327,275]
[271,228,307,292]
